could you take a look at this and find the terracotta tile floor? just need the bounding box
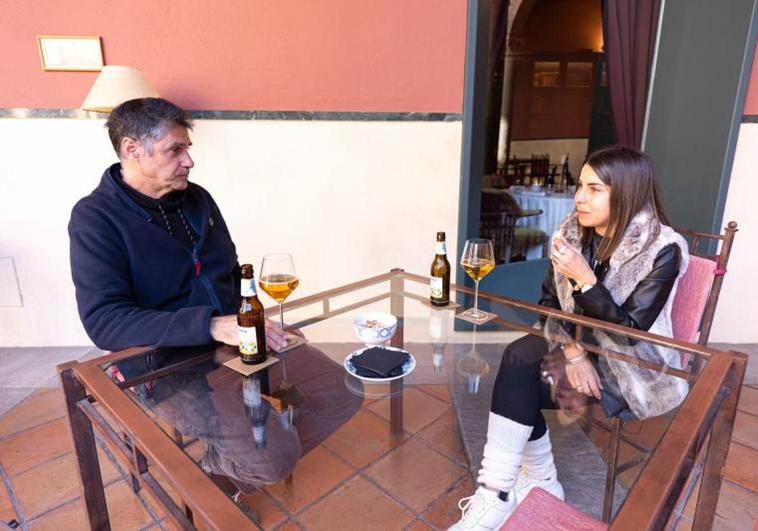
[1,383,756,530]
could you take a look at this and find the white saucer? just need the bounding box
[343,346,416,383]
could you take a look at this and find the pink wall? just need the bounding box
[0,0,466,112]
[744,41,758,115]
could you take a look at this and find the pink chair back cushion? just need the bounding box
[671,255,715,367]
[501,487,607,530]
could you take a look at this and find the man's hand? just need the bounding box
[265,319,288,351]
[266,319,307,352]
[211,315,305,351]
[210,315,238,345]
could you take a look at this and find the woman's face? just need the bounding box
[575,164,611,235]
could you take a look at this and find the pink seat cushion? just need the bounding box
[671,255,715,367]
[501,488,607,530]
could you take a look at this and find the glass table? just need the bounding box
[58,269,747,530]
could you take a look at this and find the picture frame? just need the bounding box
[37,35,103,71]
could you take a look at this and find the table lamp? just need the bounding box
[80,66,159,112]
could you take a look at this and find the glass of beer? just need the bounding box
[459,239,495,322]
[259,253,300,337]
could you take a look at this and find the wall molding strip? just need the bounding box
[0,108,462,122]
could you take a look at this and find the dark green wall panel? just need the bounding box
[644,0,758,233]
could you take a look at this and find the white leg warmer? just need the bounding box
[521,430,557,480]
[477,412,533,492]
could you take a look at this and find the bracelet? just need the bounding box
[565,353,589,365]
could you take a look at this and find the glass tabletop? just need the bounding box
[94,271,711,526]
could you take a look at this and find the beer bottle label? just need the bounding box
[241,278,257,297]
[238,326,259,355]
[435,241,447,255]
[430,276,444,299]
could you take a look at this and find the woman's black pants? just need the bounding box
[491,334,558,441]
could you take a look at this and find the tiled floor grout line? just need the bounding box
[721,477,758,496]
[0,460,28,531]
[354,468,425,522]
[736,407,758,420]
[21,469,124,526]
[286,467,363,520]
[414,384,454,404]
[4,450,103,526]
[729,439,757,454]
[314,438,424,523]
[249,483,291,525]
[273,516,303,530]
[412,425,471,471]
[0,414,66,442]
[312,402,471,525]
[16,431,157,528]
[416,473,473,530]
[93,432,165,528]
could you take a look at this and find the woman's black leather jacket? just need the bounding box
[539,240,681,331]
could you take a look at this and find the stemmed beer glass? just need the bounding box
[259,253,302,412]
[459,239,495,322]
[259,253,299,342]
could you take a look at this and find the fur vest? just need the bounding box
[548,209,690,419]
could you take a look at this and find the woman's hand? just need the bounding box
[563,344,603,399]
[551,236,596,286]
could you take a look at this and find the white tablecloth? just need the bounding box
[511,191,575,259]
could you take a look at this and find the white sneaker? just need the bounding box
[513,470,565,504]
[448,486,516,530]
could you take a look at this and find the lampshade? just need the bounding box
[80,66,159,112]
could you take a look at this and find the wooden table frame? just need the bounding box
[58,269,746,530]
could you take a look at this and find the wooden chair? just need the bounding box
[479,192,545,263]
[585,221,738,522]
[530,154,551,185]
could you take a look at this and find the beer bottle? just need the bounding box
[430,232,451,306]
[238,264,267,364]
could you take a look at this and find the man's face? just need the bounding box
[130,124,194,198]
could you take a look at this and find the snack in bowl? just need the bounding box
[353,312,398,347]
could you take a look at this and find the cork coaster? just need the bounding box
[455,309,498,325]
[223,354,280,376]
[417,299,461,311]
[270,333,308,354]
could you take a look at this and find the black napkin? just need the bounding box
[351,347,410,378]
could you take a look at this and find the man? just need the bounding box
[68,98,363,499]
[69,97,287,358]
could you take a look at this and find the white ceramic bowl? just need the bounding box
[353,312,398,347]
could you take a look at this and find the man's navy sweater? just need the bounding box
[69,163,241,351]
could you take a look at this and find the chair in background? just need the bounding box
[583,221,738,522]
[479,192,547,263]
[530,154,551,185]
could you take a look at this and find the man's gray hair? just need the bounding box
[106,98,192,158]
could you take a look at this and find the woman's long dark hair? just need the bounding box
[583,146,670,262]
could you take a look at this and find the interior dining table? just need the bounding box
[484,187,576,259]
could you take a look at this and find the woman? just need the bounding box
[450,146,690,531]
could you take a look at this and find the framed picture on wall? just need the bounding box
[37,35,103,71]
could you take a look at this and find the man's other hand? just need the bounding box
[265,319,306,352]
